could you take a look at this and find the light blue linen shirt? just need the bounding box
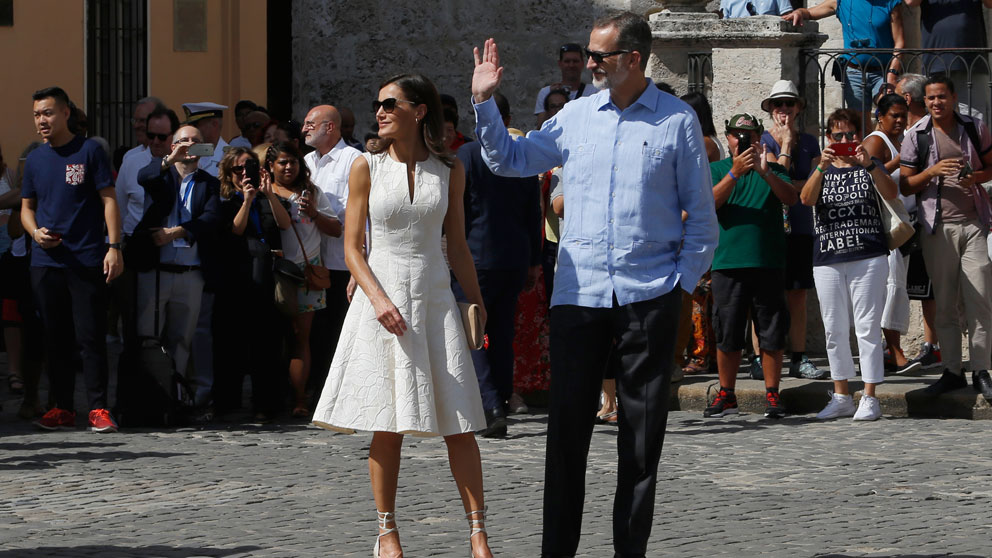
[472,81,718,308]
[720,0,793,18]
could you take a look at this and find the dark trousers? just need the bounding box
[542,240,558,305]
[30,266,110,412]
[542,289,681,558]
[453,268,527,411]
[308,270,351,395]
[212,283,287,415]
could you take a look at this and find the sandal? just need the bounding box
[595,410,618,425]
[682,360,708,375]
[291,406,311,419]
[8,373,24,394]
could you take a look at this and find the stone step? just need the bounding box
[672,368,992,420]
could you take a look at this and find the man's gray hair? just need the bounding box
[137,96,166,111]
[593,11,652,71]
[899,73,926,105]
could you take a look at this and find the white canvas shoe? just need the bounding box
[853,395,882,421]
[816,391,856,419]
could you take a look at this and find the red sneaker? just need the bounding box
[88,409,119,433]
[35,408,77,430]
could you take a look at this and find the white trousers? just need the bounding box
[813,255,889,384]
[136,269,205,381]
[881,249,910,333]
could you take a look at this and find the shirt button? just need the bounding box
[609,218,614,224]
[613,166,619,171]
[608,244,613,250]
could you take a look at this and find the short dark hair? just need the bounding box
[593,11,651,71]
[32,86,71,107]
[440,94,458,112]
[924,74,955,94]
[827,108,862,137]
[876,93,908,120]
[146,107,181,134]
[235,99,258,114]
[492,93,511,121]
[559,43,583,60]
[656,81,676,95]
[443,106,459,126]
[544,89,570,112]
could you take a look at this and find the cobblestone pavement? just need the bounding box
[1,396,990,558]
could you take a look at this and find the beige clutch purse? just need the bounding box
[458,302,485,350]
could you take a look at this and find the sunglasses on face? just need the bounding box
[147,132,170,141]
[772,99,797,108]
[583,47,630,64]
[373,98,417,114]
[231,165,246,174]
[831,131,858,141]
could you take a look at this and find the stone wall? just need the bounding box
[291,1,645,136]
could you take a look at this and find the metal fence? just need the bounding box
[86,0,148,153]
[799,48,992,143]
[687,52,713,95]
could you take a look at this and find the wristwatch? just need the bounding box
[864,161,877,172]
[108,242,122,250]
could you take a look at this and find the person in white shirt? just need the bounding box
[229,99,259,148]
[182,102,229,178]
[532,43,596,126]
[302,104,363,392]
[117,108,180,237]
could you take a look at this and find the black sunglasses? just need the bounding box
[771,99,797,108]
[831,131,858,141]
[147,132,170,141]
[583,47,631,64]
[373,98,417,114]
[231,165,246,173]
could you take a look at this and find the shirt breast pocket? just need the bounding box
[566,143,596,178]
[641,143,674,185]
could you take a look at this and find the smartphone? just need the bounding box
[833,142,858,156]
[49,231,63,241]
[959,160,973,179]
[244,158,260,188]
[188,143,215,157]
[736,132,752,155]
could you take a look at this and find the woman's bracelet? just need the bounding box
[727,170,738,181]
[814,165,825,174]
[779,153,792,159]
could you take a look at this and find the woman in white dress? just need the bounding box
[312,74,492,558]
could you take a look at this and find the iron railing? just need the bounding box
[86,0,148,153]
[799,48,992,144]
[688,52,713,95]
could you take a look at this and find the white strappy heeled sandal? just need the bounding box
[466,506,488,557]
[373,510,398,557]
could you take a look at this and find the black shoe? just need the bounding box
[972,370,992,402]
[478,407,507,438]
[909,342,941,369]
[923,369,967,396]
[703,389,738,418]
[764,390,786,419]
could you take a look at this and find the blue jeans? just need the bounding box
[844,66,885,114]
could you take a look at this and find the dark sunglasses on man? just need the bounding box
[831,131,858,141]
[583,47,631,64]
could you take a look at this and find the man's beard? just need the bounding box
[305,128,326,147]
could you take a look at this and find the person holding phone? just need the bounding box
[212,147,291,421]
[801,108,899,421]
[21,86,124,433]
[264,142,341,419]
[704,113,798,419]
[900,75,992,402]
[134,125,222,414]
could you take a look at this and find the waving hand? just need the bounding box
[472,38,504,104]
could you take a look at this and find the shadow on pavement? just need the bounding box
[0,450,189,470]
[0,440,125,451]
[815,554,985,558]
[0,545,262,557]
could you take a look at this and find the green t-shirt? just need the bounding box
[710,157,790,271]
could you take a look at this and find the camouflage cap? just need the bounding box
[725,113,763,133]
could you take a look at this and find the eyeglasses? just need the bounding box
[231,165,246,174]
[373,98,417,114]
[771,99,797,108]
[830,131,858,141]
[583,48,631,64]
[303,120,329,130]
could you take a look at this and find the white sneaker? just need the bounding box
[816,391,856,419]
[853,395,882,421]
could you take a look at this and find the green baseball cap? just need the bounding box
[725,113,763,133]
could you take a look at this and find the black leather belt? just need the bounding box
[158,264,200,274]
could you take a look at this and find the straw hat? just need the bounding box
[760,80,805,113]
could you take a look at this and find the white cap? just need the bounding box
[182,102,227,123]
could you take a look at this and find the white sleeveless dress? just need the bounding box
[312,151,486,437]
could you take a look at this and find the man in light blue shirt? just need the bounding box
[721,0,794,18]
[471,11,718,558]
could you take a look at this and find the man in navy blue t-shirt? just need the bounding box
[20,86,124,433]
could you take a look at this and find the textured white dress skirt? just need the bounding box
[312,152,486,437]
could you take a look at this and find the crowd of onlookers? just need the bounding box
[3,0,992,434]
